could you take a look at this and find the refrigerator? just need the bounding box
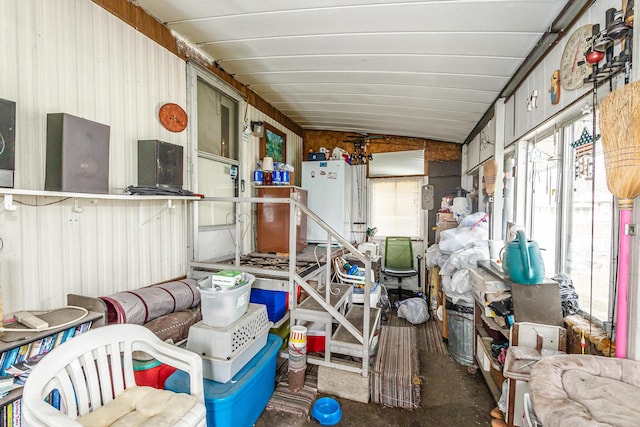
[302,160,352,243]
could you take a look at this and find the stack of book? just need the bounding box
[0,311,99,426]
[0,320,93,385]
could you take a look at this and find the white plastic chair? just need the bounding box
[22,324,206,427]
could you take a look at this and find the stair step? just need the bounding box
[295,283,352,320]
[306,353,363,373]
[331,305,381,357]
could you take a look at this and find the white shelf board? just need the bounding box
[0,188,200,201]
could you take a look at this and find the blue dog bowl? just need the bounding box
[312,397,342,426]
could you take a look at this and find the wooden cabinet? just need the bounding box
[0,307,103,426]
[256,186,307,253]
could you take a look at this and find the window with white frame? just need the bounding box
[519,113,613,322]
[193,74,240,228]
[527,131,561,272]
[563,112,612,321]
[369,177,421,238]
[502,149,516,239]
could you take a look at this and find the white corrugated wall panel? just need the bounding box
[0,0,190,315]
[0,0,303,315]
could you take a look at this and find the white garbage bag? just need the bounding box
[425,244,442,268]
[396,298,430,324]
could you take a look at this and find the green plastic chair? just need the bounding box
[383,236,418,300]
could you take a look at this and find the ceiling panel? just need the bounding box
[135,0,570,143]
[266,94,488,113]
[253,83,497,104]
[276,102,482,122]
[219,55,520,77]
[200,33,541,60]
[165,4,560,42]
[237,71,509,92]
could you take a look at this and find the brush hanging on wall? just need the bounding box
[483,159,498,239]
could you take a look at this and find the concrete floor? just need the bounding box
[256,321,496,426]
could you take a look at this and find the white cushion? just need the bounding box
[77,386,197,427]
[530,354,640,427]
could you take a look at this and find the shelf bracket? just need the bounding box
[72,198,83,213]
[3,194,17,211]
[139,199,176,227]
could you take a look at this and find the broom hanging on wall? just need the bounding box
[484,159,499,239]
[599,80,640,358]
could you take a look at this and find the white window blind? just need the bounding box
[370,178,421,238]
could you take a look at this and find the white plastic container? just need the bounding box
[200,323,270,383]
[198,273,255,327]
[186,303,270,359]
[352,284,381,306]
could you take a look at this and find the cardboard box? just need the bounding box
[436,212,454,223]
[438,219,458,231]
[211,270,245,287]
[435,219,457,243]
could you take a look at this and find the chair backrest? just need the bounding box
[333,256,375,286]
[22,324,204,425]
[384,236,414,271]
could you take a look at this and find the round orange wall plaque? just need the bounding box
[159,103,188,132]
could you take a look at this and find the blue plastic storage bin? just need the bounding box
[165,333,282,427]
[250,288,287,323]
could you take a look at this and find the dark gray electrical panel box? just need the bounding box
[138,140,183,189]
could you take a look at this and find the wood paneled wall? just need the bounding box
[303,130,461,174]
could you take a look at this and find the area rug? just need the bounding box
[386,314,447,355]
[419,319,448,355]
[265,358,318,416]
[370,325,421,409]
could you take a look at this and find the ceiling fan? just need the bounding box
[342,133,383,165]
[343,133,384,144]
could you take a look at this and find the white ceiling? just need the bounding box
[134,0,572,143]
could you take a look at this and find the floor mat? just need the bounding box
[265,359,318,417]
[370,325,421,409]
[420,319,448,355]
[386,312,448,355]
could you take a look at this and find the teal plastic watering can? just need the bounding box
[501,230,545,284]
